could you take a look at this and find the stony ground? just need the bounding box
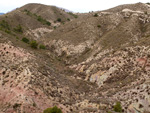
[0,2,150,113]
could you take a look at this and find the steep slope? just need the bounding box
[43,2,149,63]
[19,3,75,22]
[0,32,96,113]
[42,3,150,113]
[0,3,78,41]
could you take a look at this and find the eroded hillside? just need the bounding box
[0,2,150,113]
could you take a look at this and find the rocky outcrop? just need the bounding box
[0,42,70,112]
[26,28,53,40]
[69,46,150,112]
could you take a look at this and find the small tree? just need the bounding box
[67,18,70,21]
[30,40,38,49]
[54,26,56,29]
[14,24,23,33]
[43,106,62,113]
[107,112,112,113]
[22,37,29,43]
[39,44,46,49]
[13,103,21,110]
[113,102,122,112]
[37,16,43,22]
[0,20,10,30]
[57,18,61,22]
[94,13,98,17]
[97,24,101,28]
[46,21,51,26]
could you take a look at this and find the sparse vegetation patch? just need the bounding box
[94,13,98,17]
[24,9,51,26]
[67,18,70,21]
[14,24,23,33]
[0,20,10,30]
[39,44,46,49]
[97,24,101,28]
[0,20,12,34]
[30,40,38,49]
[22,37,29,43]
[13,103,21,110]
[37,16,51,26]
[43,106,62,113]
[57,18,62,22]
[113,102,122,112]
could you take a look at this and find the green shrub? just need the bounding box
[43,106,62,113]
[24,9,28,12]
[24,9,32,16]
[13,103,21,109]
[74,15,78,18]
[107,111,112,113]
[5,29,11,34]
[97,24,101,28]
[37,16,43,22]
[54,26,56,29]
[33,102,36,107]
[25,10,32,16]
[30,40,38,49]
[46,21,51,26]
[67,18,70,21]
[37,16,51,26]
[57,18,61,22]
[94,13,98,17]
[22,37,29,43]
[113,102,122,112]
[14,24,23,33]
[39,44,46,49]
[0,20,11,34]
[0,20,10,30]
[24,10,51,26]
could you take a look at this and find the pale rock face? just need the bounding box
[76,99,99,109]
[0,43,38,112]
[100,12,112,15]
[47,39,94,56]
[90,66,118,86]
[26,27,53,39]
[122,9,144,14]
